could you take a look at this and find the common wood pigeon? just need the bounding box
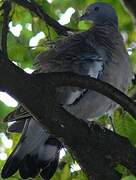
[1,2,133,180]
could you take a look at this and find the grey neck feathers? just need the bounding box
[88,24,121,54]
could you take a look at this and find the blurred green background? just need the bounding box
[0,0,136,179]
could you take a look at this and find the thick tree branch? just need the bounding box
[0,54,136,179]
[12,0,74,35]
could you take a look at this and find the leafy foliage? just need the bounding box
[0,0,136,179]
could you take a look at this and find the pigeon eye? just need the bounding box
[94,6,99,11]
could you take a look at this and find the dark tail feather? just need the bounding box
[1,154,21,178]
[1,121,29,178]
[40,155,60,180]
[8,120,25,133]
[3,106,31,122]
[2,119,62,179]
[19,155,39,179]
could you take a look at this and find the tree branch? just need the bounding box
[12,0,74,36]
[1,0,11,58]
[0,53,136,179]
[123,0,136,23]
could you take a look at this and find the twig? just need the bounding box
[12,0,75,36]
[123,0,136,23]
[1,0,11,58]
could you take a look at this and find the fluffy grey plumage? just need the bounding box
[1,2,133,180]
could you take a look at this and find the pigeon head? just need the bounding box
[80,2,118,27]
